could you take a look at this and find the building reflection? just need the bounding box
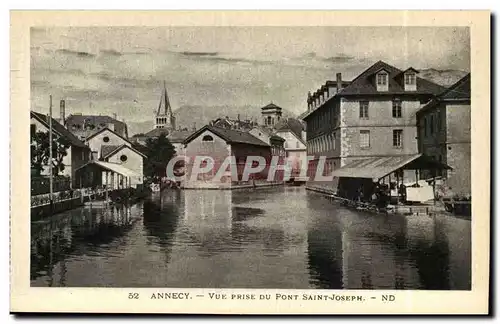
[30,203,141,286]
[305,191,466,290]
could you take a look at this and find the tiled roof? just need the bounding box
[184,125,270,147]
[440,73,470,100]
[30,111,88,148]
[417,73,471,115]
[261,103,282,110]
[275,118,305,139]
[339,60,446,96]
[100,145,122,159]
[142,128,193,143]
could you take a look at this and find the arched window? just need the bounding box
[202,135,214,142]
[267,116,272,125]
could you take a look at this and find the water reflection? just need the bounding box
[31,187,471,289]
[31,203,143,286]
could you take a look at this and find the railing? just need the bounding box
[31,176,71,196]
[31,189,83,207]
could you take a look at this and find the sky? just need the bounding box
[30,26,470,125]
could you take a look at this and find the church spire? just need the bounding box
[157,80,172,116]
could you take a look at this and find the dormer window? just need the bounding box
[403,68,418,91]
[376,71,389,92]
[405,73,416,85]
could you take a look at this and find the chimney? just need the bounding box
[59,99,66,125]
[237,114,240,121]
[336,73,342,93]
[113,113,117,120]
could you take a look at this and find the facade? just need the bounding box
[65,113,128,141]
[182,125,272,189]
[30,111,91,188]
[416,74,471,195]
[249,126,286,181]
[274,118,307,176]
[85,127,146,187]
[303,61,446,192]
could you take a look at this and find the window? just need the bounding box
[103,136,110,143]
[360,130,370,148]
[120,154,128,162]
[202,135,214,142]
[359,101,369,119]
[392,100,402,118]
[405,73,416,85]
[393,129,403,147]
[267,116,272,125]
[377,72,388,85]
[423,117,427,137]
[430,114,435,135]
[296,141,300,149]
[333,132,336,150]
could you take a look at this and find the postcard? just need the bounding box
[10,10,490,314]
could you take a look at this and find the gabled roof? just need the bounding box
[86,126,133,145]
[142,128,193,143]
[184,125,270,147]
[339,60,446,96]
[101,145,122,158]
[261,103,283,111]
[30,111,89,149]
[417,73,471,115]
[275,118,305,139]
[250,125,274,137]
[270,134,285,142]
[102,143,147,159]
[440,73,471,100]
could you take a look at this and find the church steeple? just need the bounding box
[155,81,176,131]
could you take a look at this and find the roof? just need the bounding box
[30,111,89,149]
[332,154,452,181]
[440,73,471,100]
[275,118,305,140]
[184,125,270,147]
[338,60,446,96]
[100,145,122,158]
[157,81,173,117]
[270,134,285,142]
[417,73,471,115]
[250,125,274,137]
[75,161,140,178]
[86,126,133,146]
[65,114,128,137]
[142,128,193,143]
[261,103,283,111]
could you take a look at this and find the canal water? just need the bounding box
[31,187,471,289]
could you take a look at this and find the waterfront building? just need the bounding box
[182,125,272,189]
[416,73,471,195]
[274,118,307,177]
[84,126,146,187]
[30,110,91,188]
[303,61,446,193]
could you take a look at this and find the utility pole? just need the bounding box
[49,95,54,213]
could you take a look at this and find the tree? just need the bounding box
[144,134,176,183]
[30,130,71,176]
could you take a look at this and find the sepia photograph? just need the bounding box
[10,10,490,314]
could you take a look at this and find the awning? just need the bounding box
[76,161,140,178]
[331,154,452,181]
